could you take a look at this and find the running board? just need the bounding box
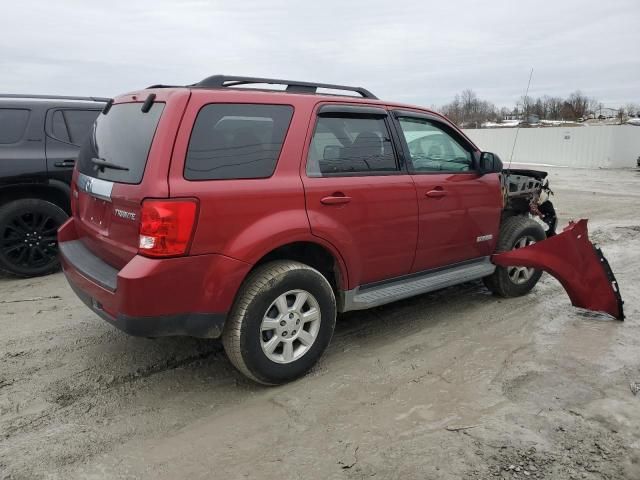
[341,257,495,312]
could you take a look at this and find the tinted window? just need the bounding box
[77,102,164,184]
[398,117,472,172]
[185,104,294,180]
[307,116,397,176]
[0,108,30,144]
[63,110,100,145]
[51,110,71,143]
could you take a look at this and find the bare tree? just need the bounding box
[567,90,591,119]
[625,103,639,117]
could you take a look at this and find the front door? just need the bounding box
[302,105,419,288]
[392,112,502,272]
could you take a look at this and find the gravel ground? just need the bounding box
[1,167,639,480]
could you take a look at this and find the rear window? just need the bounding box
[0,108,30,144]
[77,102,164,184]
[64,109,101,145]
[50,109,101,145]
[184,104,294,180]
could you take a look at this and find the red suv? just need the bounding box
[58,75,558,384]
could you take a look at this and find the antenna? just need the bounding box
[508,68,534,169]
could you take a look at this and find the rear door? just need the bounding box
[301,104,418,287]
[392,111,502,272]
[0,105,45,184]
[45,108,101,184]
[74,90,190,268]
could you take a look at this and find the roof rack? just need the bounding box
[0,93,109,102]
[190,75,378,99]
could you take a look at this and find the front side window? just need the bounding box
[307,116,398,176]
[185,104,294,180]
[0,108,30,144]
[398,117,472,172]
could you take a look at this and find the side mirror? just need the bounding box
[478,152,503,174]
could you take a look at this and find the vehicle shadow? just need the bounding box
[76,280,493,393]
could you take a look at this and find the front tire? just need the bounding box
[222,260,336,385]
[0,199,68,277]
[484,216,546,298]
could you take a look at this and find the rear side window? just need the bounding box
[63,110,100,145]
[307,116,398,177]
[49,109,100,145]
[77,102,164,184]
[185,104,294,180]
[0,108,30,144]
[51,110,71,143]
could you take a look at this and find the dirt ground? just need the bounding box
[1,167,639,480]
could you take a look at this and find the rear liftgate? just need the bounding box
[492,219,624,320]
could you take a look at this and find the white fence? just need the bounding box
[463,125,640,169]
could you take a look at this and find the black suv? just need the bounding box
[0,94,106,276]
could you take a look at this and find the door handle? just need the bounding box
[54,159,76,168]
[425,188,447,198]
[320,194,352,205]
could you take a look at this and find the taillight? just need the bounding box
[138,199,198,257]
[70,181,79,216]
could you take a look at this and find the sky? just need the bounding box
[1,0,638,109]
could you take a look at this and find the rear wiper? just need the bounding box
[91,157,129,171]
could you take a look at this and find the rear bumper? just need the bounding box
[58,219,252,338]
[67,280,227,338]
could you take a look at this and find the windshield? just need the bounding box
[77,102,164,184]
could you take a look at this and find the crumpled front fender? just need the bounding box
[491,219,624,320]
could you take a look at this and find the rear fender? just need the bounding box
[491,219,624,320]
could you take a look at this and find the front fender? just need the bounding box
[491,219,624,320]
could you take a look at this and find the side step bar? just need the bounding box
[341,257,495,312]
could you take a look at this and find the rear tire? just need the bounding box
[484,216,546,298]
[222,260,336,385]
[0,199,68,277]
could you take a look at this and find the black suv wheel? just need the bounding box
[0,199,68,277]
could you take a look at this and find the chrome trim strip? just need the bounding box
[77,172,113,202]
[340,257,495,312]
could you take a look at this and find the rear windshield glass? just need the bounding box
[78,102,164,184]
[184,104,293,180]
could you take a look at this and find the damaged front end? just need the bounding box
[502,168,557,235]
[493,218,624,320]
[493,170,623,320]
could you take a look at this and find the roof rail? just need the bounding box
[192,75,378,99]
[0,93,109,102]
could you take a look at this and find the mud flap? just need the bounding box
[491,219,624,320]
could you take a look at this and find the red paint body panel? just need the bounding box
[60,218,251,317]
[303,174,419,287]
[491,219,624,320]
[410,172,502,271]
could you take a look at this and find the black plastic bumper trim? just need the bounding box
[67,279,227,338]
[59,240,118,291]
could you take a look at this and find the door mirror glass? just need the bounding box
[479,152,503,174]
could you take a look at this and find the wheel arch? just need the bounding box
[0,181,71,214]
[249,239,349,293]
